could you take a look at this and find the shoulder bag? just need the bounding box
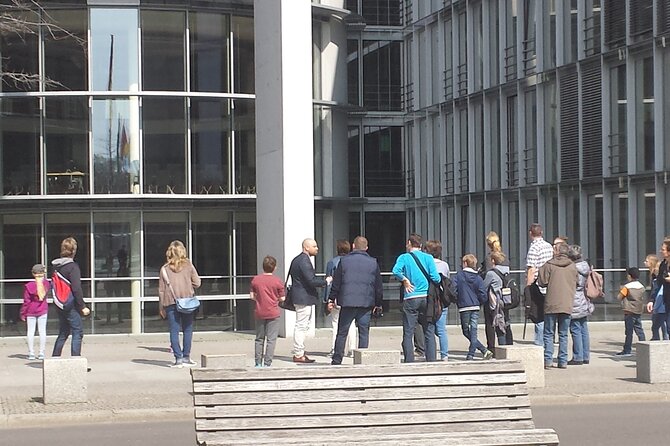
[161,266,200,314]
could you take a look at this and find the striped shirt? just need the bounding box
[526,237,553,294]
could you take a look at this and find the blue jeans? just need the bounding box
[332,307,371,365]
[569,317,590,362]
[52,307,83,357]
[435,307,449,359]
[543,313,570,366]
[402,297,436,362]
[651,313,669,341]
[623,313,645,353]
[459,310,486,359]
[534,321,544,346]
[166,305,194,360]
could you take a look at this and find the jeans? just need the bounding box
[543,313,570,366]
[26,314,47,356]
[459,310,487,359]
[413,324,425,354]
[569,316,590,362]
[255,317,280,366]
[650,312,669,341]
[292,304,313,357]
[52,308,83,357]
[166,305,194,360]
[435,307,449,359]
[330,305,357,355]
[332,307,371,365]
[623,313,645,353]
[402,297,436,362]
[534,321,544,346]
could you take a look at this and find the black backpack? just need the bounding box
[492,269,521,310]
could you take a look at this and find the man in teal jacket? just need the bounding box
[392,233,440,362]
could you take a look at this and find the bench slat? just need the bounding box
[195,395,530,418]
[194,383,529,405]
[196,422,544,445]
[193,372,527,393]
[195,407,533,431]
[191,360,525,382]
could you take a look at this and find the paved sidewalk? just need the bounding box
[0,321,668,428]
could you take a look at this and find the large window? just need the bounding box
[365,212,405,271]
[348,126,361,197]
[143,98,186,194]
[0,11,38,92]
[44,9,88,91]
[362,40,401,111]
[191,98,230,194]
[45,97,89,195]
[141,10,185,91]
[1,98,40,195]
[232,15,254,94]
[233,99,255,194]
[190,12,229,93]
[90,9,139,91]
[363,126,403,197]
[635,56,654,172]
[361,0,401,26]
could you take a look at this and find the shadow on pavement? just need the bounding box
[131,358,174,368]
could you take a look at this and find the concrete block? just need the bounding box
[495,344,545,388]
[42,357,88,404]
[353,349,401,365]
[637,341,670,383]
[201,354,247,368]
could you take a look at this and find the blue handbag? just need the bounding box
[176,296,200,314]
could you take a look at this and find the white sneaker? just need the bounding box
[170,360,183,368]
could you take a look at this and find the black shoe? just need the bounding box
[615,351,632,357]
[567,359,583,366]
[583,360,590,364]
[557,363,567,369]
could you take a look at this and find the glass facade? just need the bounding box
[0,1,255,337]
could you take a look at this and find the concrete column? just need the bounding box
[255,0,315,338]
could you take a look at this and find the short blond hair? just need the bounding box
[462,254,477,269]
[60,237,77,258]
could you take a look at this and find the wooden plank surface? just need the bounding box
[193,383,529,405]
[194,395,531,418]
[201,429,559,446]
[191,360,525,383]
[193,372,527,393]
[195,407,533,431]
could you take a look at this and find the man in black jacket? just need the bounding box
[288,238,331,363]
[328,236,383,365]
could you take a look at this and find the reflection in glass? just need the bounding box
[90,9,139,91]
[362,41,401,111]
[233,100,255,194]
[192,210,231,277]
[44,10,88,91]
[0,214,41,279]
[1,98,40,195]
[92,99,139,193]
[0,11,38,92]
[363,126,403,197]
[232,15,254,94]
[143,212,187,277]
[143,98,186,194]
[191,98,230,194]
[45,97,89,194]
[141,10,185,91]
[93,212,140,278]
[190,12,229,92]
[45,213,91,278]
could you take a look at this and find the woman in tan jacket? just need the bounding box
[158,240,201,368]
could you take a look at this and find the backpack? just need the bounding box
[408,253,445,323]
[441,274,457,308]
[52,268,75,311]
[524,283,545,323]
[492,269,521,310]
[584,268,604,300]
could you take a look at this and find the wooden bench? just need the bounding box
[191,360,558,446]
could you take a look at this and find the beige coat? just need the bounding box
[158,260,201,310]
[537,254,578,315]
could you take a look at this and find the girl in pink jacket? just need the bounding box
[20,264,51,360]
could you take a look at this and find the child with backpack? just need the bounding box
[20,264,51,360]
[454,254,493,360]
[617,267,646,356]
[484,252,513,346]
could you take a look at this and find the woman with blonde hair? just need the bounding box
[479,231,509,354]
[158,240,201,368]
[20,264,52,360]
[645,254,667,340]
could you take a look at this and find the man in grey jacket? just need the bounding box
[328,236,383,365]
[537,243,578,369]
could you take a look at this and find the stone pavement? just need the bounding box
[1,321,669,429]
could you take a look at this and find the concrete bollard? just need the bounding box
[495,344,545,388]
[43,357,88,404]
[201,354,248,368]
[636,341,670,383]
[352,349,401,365]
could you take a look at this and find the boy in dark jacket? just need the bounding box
[616,267,646,356]
[454,254,493,360]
